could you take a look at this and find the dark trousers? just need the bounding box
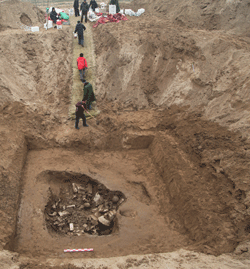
[78,34,84,46]
[74,8,80,17]
[79,68,86,81]
[75,113,87,128]
[81,11,87,23]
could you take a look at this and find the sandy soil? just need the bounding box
[1,0,250,268]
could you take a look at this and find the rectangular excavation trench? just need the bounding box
[7,131,242,259]
[13,145,190,259]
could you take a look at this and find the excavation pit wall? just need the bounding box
[13,143,188,258]
[1,129,248,260]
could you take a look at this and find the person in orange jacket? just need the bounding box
[77,53,88,81]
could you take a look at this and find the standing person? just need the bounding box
[109,0,120,13]
[75,100,88,129]
[82,81,96,110]
[80,0,89,23]
[73,0,80,17]
[89,0,98,12]
[74,21,86,47]
[77,53,88,81]
[50,7,58,24]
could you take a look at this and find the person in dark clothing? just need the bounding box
[82,81,96,110]
[80,0,89,23]
[50,7,58,24]
[110,0,120,13]
[73,0,80,17]
[74,21,86,47]
[75,100,88,129]
[89,0,98,12]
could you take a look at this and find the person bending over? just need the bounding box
[75,100,88,129]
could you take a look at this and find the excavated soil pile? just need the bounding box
[94,0,250,139]
[0,0,44,31]
[0,0,250,268]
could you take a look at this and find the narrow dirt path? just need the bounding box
[69,15,98,118]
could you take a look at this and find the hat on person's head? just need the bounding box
[82,79,86,83]
[80,53,84,57]
[77,20,80,23]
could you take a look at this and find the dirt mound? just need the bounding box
[93,13,250,139]
[133,0,250,36]
[0,0,44,31]
[0,29,72,117]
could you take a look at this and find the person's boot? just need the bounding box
[83,124,88,127]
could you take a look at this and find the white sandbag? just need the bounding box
[88,10,102,22]
[49,7,64,14]
[136,8,145,16]
[109,5,116,14]
[31,26,39,32]
[125,9,135,16]
[125,8,145,16]
[44,20,53,29]
[68,8,74,16]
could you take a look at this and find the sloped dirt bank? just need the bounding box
[133,0,250,36]
[0,29,72,118]
[1,0,250,268]
[93,14,250,139]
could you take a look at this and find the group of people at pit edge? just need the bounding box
[73,0,121,21]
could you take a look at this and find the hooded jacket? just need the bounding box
[81,1,89,13]
[74,22,86,37]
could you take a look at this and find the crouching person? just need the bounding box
[75,100,89,129]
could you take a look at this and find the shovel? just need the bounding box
[83,106,99,125]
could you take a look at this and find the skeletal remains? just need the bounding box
[45,181,125,236]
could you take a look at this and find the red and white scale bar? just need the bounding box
[64,248,93,253]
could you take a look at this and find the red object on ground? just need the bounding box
[56,20,62,25]
[93,13,128,28]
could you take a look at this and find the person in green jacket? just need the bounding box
[82,81,96,110]
[110,0,120,13]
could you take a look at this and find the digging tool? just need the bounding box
[82,105,99,125]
